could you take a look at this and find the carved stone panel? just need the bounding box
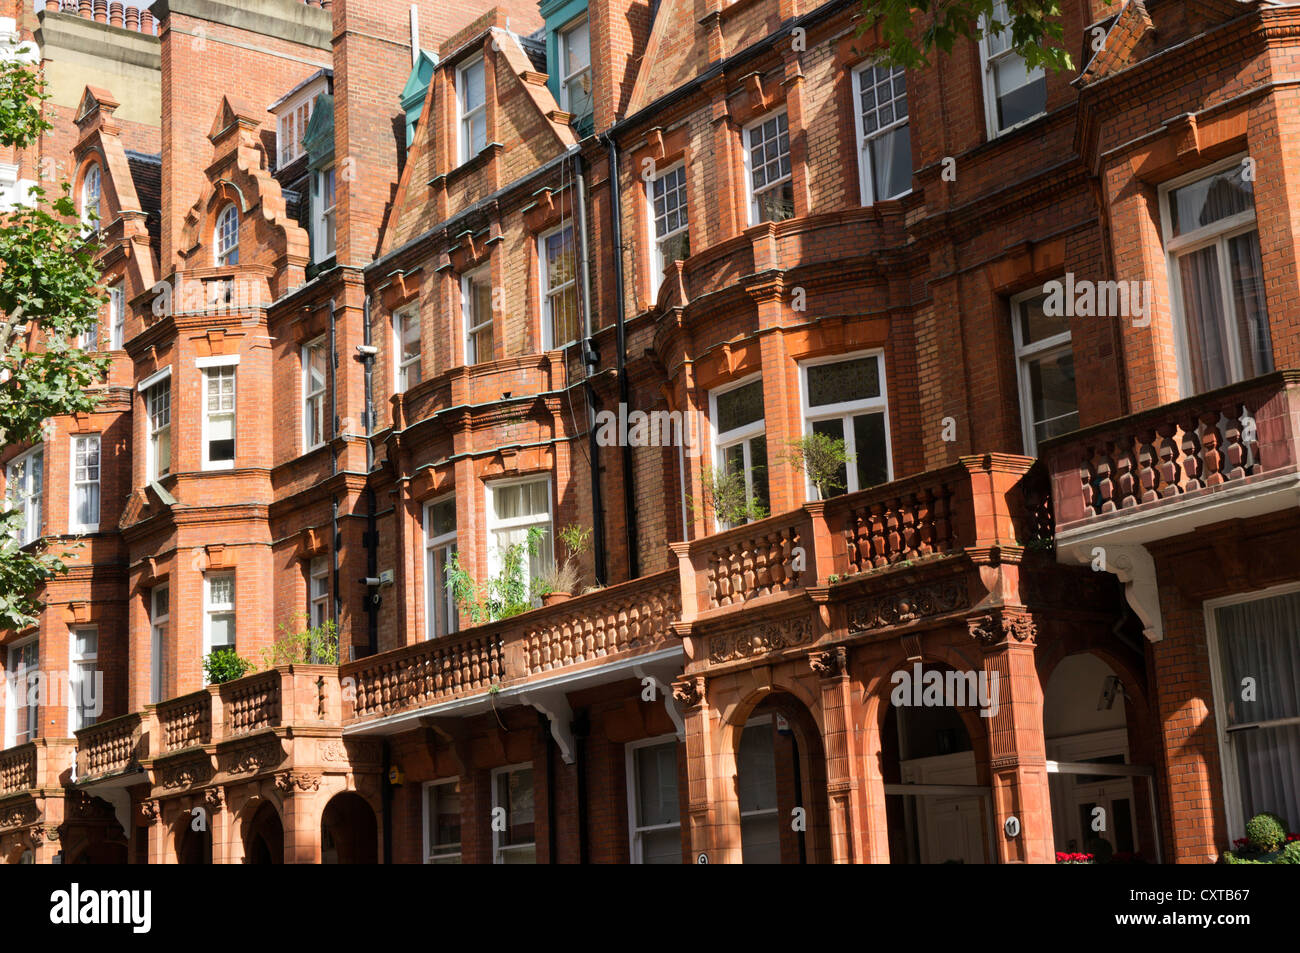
[847,581,968,632]
[708,615,814,664]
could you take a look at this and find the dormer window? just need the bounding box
[215,204,239,266]
[558,17,592,125]
[278,96,314,167]
[458,56,487,165]
[80,163,101,233]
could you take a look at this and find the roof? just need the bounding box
[125,149,161,252]
[268,68,332,114]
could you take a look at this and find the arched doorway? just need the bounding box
[176,821,213,864]
[880,661,993,864]
[1043,651,1156,862]
[734,692,831,863]
[321,793,378,864]
[243,802,283,864]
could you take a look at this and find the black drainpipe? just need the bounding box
[362,295,379,658]
[542,712,558,863]
[604,134,639,578]
[575,153,607,586]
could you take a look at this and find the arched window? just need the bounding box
[80,164,101,232]
[215,204,239,266]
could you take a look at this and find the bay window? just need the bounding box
[627,736,682,864]
[310,556,330,630]
[69,626,98,731]
[800,352,892,496]
[6,446,43,545]
[539,223,579,349]
[204,572,236,657]
[424,779,463,864]
[145,377,171,481]
[744,111,793,225]
[463,269,494,365]
[1161,157,1273,397]
[980,0,1047,136]
[1012,288,1079,454]
[303,337,328,451]
[485,477,552,587]
[423,496,458,639]
[70,434,101,532]
[649,164,689,299]
[202,364,236,469]
[393,304,422,391]
[710,377,769,527]
[558,17,592,126]
[458,57,487,165]
[853,62,911,204]
[109,283,125,350]
[492,764,536,863]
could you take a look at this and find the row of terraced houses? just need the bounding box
[0,0,1296,864]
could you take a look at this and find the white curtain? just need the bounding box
[1216,591,1300,830]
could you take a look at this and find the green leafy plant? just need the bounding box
[0,59,110,630]
[536,523,592,597]
[1222,812,1298,863]
[785,433,852,500]
[204,647,254,685]
[446,526,546,624]
[259,612,339,668]
[863,0,1104,73]
[691,467,768,528]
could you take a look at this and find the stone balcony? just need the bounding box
[0,738,76,861]
[1040,371,1300,640]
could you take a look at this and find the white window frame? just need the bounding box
[203,571,236,658]
[798,350,894,497]
[4,637,38,748]
[69,625,98,732]
[491,762,536,864]
[1204,579,1300,843]
[979,1,1047,139]
[647,162,689,300]
[276,93,314,167]
[150,583,169,705]
[314,164,337,261]
[80,163,101,233]
[538,222,578,351]
[851,61,911,205]
[558,15,592,119]
[69,433,101,533]
[79,315,99,352]
[215,204,239,266]
[742,109,792,226]
[6,445,44,545]
[625,733,682,864]
[393,304,422,392]
[303,337,328,452]
[309,556,330,631]
[457,55,487,166]
[1158,153,1264,400]
[108,283,126,350]
[709,373,767,528]
[201,364,237,471]
[461,267,494,365]
[484,475,554,584]
[423,495,458,640]
[422,777,463,864]
[1010,285,1076,456]
[145,376,172,483]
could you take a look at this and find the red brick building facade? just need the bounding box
[0,0,1296,864]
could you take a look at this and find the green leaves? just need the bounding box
[863,0,1102,73]
[0,59,108,632]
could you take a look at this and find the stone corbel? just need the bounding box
[633,663,686,741]
[743,72,769,113]
[1062,541,1163,642]
[518,688,575,764]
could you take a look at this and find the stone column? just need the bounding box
[676,674,741,864]
[278,772,323,863]
[810,647,864,863]
[970,608,1054,864]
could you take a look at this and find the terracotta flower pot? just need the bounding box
[541,591,573,606]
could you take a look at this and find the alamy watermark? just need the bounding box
[890,662,999,718]
[1043,272,1153,328]
[594,404,703,457]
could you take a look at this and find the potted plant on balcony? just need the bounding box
[445,527,545,624]
[203,646,254,685]
[536,523,592,606]
[259,612,339,668]
[1222,812,1300,863]
[785,432,853,501]
[694,467,768,528]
